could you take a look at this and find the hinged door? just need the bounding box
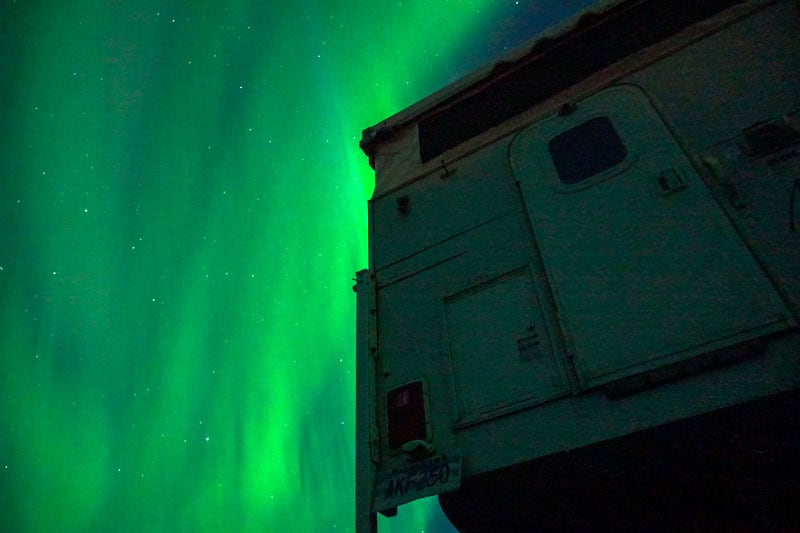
[510,85,793,388]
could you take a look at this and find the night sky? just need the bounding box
[0,1,592,531]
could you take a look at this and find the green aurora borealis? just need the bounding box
[1,1,591,531]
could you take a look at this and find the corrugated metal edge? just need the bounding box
[359,0,625,162]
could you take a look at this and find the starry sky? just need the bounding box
[0,1,593,531]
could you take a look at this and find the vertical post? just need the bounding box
[355,269,378,533]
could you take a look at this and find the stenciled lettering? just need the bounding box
[383,461,452,501]
[438,463,450,484]
[384,475,408,500]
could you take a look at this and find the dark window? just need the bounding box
[413,0,743,163]
[548,117,627,184]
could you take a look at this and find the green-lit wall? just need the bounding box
[0,1,592,531]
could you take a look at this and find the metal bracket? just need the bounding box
[440,159,456,179]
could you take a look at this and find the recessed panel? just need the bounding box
[444,269,569,422]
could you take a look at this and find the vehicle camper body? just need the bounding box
[355,0,800,529]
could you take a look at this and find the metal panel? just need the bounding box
[371,142,518,270]
[444,268,570,423]
[701,116,800,314]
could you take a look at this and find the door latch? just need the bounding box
[657,168,687,195]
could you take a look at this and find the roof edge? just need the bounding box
[359,0,625,160]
